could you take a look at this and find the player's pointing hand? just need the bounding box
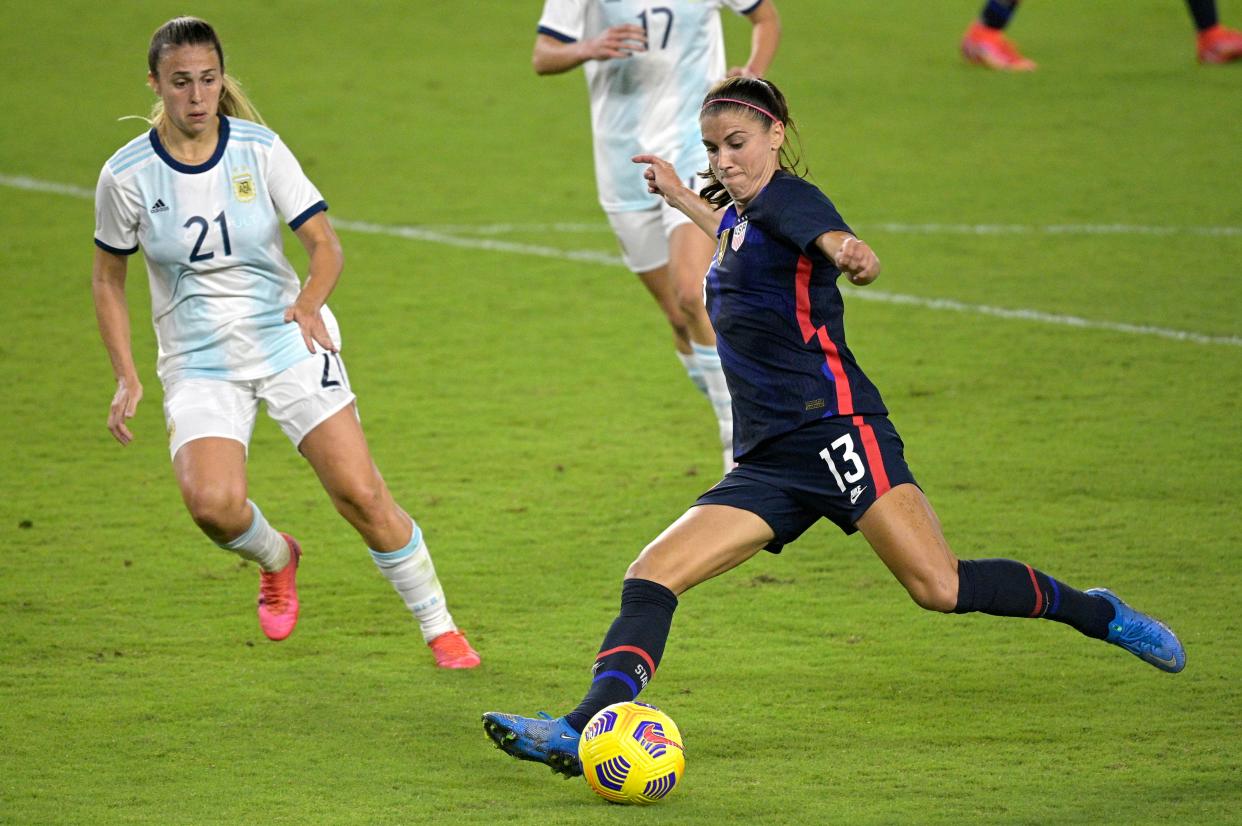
[632,154,681,200]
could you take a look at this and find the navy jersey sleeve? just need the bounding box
[757,174,853,255]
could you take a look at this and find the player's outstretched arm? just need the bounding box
[816,231,881,286]
[285,212,343,354]
[633,154,720,237]
[91,247,142,445]
[729,0,782,78]
[532,26,647,75]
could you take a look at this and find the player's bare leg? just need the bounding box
[300,405,478,667]
[626,504,773,595]
[299,404,407,550]
[858,483,1184,670]
[636,262,693,354]
[855,483,959,611]
[174,437,300,639]
[636,263,728,461]
[174,437,251,542]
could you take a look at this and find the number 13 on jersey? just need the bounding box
[819,434,865,492]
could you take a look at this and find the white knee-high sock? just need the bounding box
[370,522,456,643]
[692,343,733,454]
[218,501,290,572]
[676,350,709,397]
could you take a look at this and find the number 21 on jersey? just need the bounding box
[184,211,231,263]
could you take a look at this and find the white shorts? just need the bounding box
[606,174,707,273]
[163,351,357,460]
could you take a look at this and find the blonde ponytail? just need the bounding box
[220,74,264,124]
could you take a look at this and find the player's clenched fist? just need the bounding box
[836,236,881,285]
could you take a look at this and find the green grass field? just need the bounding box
[2,1,1240,823]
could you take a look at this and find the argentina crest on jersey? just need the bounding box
[232,169,256,203]
[730,217,748,251]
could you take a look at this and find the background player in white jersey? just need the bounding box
[91,16,479,668]
[533,0,781,474]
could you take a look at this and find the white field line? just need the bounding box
[6,172,1240,347]
[2,174,95,199]
[859,222,1242,238]
[837,289,1242,347]
[409,220,1242,239]
[332,218,626,267]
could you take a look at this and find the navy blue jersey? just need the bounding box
[706,171,888,458]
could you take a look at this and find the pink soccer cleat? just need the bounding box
[257,534,301,641]
[961,21,1037,71]
[428,629,481,669]
[1197,24,1242,64]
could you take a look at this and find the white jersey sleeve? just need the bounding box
[266,134,326,230]
[537,0,588,42]
[94,162,143,255]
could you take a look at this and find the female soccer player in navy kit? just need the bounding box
[483,76,1185,777]
[91,17,479,668]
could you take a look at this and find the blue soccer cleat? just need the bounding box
[1087,588,1186,673]
[482,711,583,777]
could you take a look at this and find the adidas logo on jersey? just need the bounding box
[150,199,169,214]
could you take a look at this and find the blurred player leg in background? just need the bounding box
[619,206,735,476]
[668,219,734,474]
[962,0,1242,69]
[1188,0,1242,62]
[960,0,1035,71]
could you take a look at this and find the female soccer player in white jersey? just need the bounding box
[533,0,781,475]
[91,17,479,668]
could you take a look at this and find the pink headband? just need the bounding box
[701,97,779,123]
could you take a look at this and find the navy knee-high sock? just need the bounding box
[1185,0,1219,31]
[954,559,1113,639]
[564,578,678,733]
[980,0,1021,29]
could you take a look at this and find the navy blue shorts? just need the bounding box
[695,415,918,553]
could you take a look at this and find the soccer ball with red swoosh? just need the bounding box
[578,701,685,804]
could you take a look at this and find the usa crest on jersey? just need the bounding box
[730,218,748,251]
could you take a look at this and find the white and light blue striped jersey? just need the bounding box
[94,115,337,384]
[537,0,763,213]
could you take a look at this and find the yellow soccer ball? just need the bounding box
[578,701,686,805]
